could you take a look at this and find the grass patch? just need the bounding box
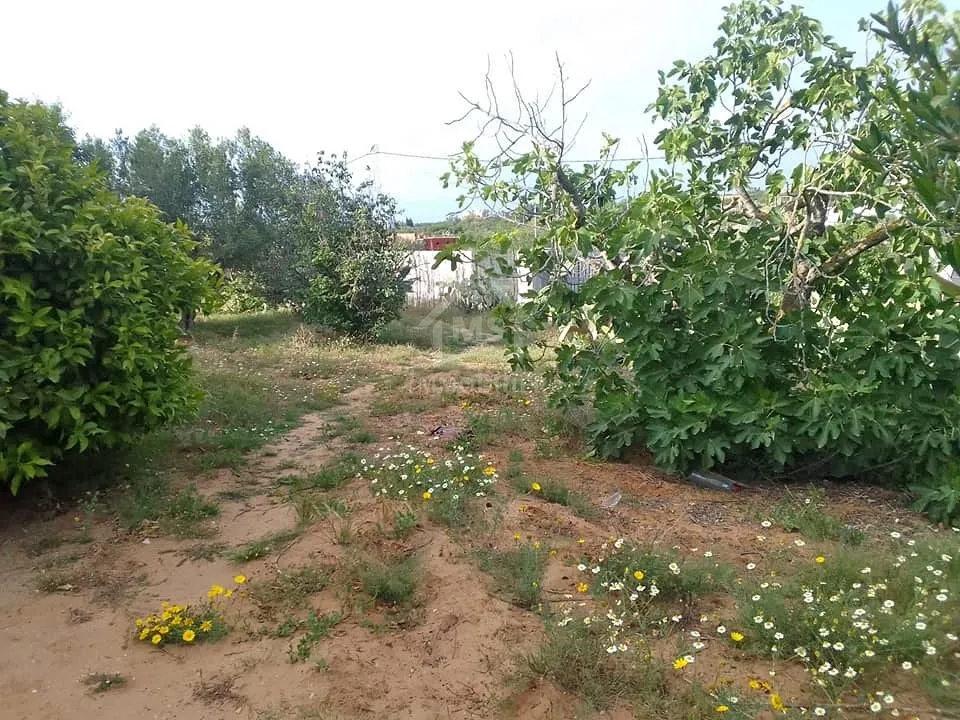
[248,566,330,613]
[359,555,420,606]
[735,534,959,689]
[763,487,864,545]
[512,476,596,519]
[476,542,547,609]
[115,479,219,538]
[278,453,362,492]
[348,429,377,444]
[287,610,344,663]
[376,305,499,351]
[229,529,301,563]
[426,491,478,529]
[522,623,667,712]
[294,495,350,525]
[82,672,127,694]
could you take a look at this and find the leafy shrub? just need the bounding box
[0,91,218,492]
[213,271,267,314]
[445,2,960,522]
[301,156,411,337]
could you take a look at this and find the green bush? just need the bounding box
[446,1,960,523]
[0,91,218,493]
[300,155,411,337]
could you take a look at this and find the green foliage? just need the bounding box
[213,272,267,314]
[360,555,419,606]
[476,542,548,609]
[288,610,343,663]
[302,157,411,337]
[0,91,218,493]
[447,1,960,523]
[765,488,864,544]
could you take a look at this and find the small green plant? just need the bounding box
[476,541,548,609]
[229,529,301,563]
[117,478,220,537]
[391,511,419,539]
[508,449,525,463]
[288,610,343,663]
[765,488,864,544]
[360,556,419,606]
[519,477,596,519]
[279,453,362,492]
[294,494,351,525]
[82,672,128,694]
[348,430,377,444]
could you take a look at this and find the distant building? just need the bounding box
[422,235,457,251]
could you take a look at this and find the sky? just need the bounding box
[4,0,951,221]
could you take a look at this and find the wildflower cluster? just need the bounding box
[740,526,958,697]
[134,576,246,648]
[558,538,727,655]
[363,444,498,502]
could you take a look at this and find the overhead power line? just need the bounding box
[347,149,666,165]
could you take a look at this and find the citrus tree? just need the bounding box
[1,92,219,493]
[444,1,960,522]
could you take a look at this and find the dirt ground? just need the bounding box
[0,335,949,720]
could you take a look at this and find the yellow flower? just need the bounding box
[135,618,144,628]
[514,532,521,541]
[483,466,496,476]
[224,589,233,598]
[673,657,689,670]
[815,556,826,564]
[771,694,785,713]
[208,585,225,598]
[184,618,194,627]
[533,541,541,549]
[422,490,432,500]
[748,679,762,690]
[426,457,434,465]
[159,625,170,635]
[531,482,542,492]
[171,616,182,626]
[730,631,744,642]
[523,399,531,406]
[161,610,172,621]
[519,504,528,512]
[577,582,589,593]
[182,629,196,642]
[577,538,585,545]
[138,629,150,640]
[200,620,213,632]
[550,550,557,557]
[161,601,169,608]
[233,575,247,585]
[462,475,469,482]
[716,706,729,713]
[151,634,162,645]
[633,570,645,581]
[414,465,422,474]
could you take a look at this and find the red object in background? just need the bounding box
[423,236,457,251]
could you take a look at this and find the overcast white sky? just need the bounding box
[4,0,947,220]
